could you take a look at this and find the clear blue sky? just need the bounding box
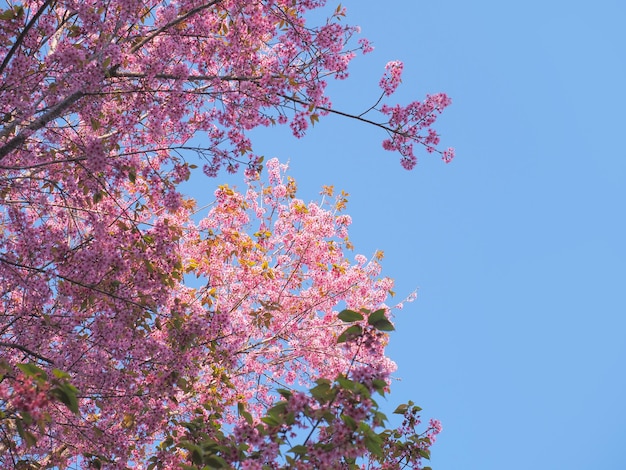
[191,1,626,468]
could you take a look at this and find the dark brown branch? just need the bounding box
[279,93,406,137]
[0,342,55,365]
[0,91,84,161]
[0,156,86,170]
[0,0,55,76]
[110,71,264,82]
[129,0,225,54]
[0,255,154,313]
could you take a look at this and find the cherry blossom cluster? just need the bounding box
[0,0,448,466]
[378,402,443,468]
[1,0,451,184]
[379,60,404,96]
[380,93,454,169]
[0,156,436,467]
[158,363,433,469]
[0,373,50,423]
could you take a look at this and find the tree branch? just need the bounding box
[0,90,83,161]
[279,93,406,137]
[0,0,55,77]
[0,342,55,365]
[129,0,225,54]
[110,71,264,82]
[0,255,154,313]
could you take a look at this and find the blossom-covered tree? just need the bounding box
[0,0,451,468]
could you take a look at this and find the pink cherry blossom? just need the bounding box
[379,60,404,96]
[0,1,448,467]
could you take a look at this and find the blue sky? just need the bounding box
[190,1,626,468]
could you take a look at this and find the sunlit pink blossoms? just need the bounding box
[381,93,454,169]
[379,60,404,97]
[0,158,439,468]
[0,0,449,467]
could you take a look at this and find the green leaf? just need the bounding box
[23,430,38,447]
[177,441,203,464]
[20,411,33,426]
[319,410,335,424]
[367,309,394,331]
[341,414,357,430]
[309,381,331,401]
[238,402,253,425]
[17,362,47,381]
[15,417,25,438]
[51,368,70,380]
[337,309,364,322]
[372,410,388,426]
[337,324,362,343]
[372,378,387,394]
[160,436,174,450]
[50,383,80,414]
[314,378,332,386]
[190,447,203,465]
[418,448,431,459]
[336,375,354,390]
[367,309,386,324]
[363,428,384,458]
[177,377,189,391]
[205,455,226,468]
[309,379,338,405]
[277,388,292,399]
[260,415,280,426]
[270,401,287,413]
[0,9,15,20]
[368,309,394,332]
[393,404,409,415]
[372,319,394,331]
[288,445,308,455]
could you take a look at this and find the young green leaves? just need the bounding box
[337,308,394,344]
